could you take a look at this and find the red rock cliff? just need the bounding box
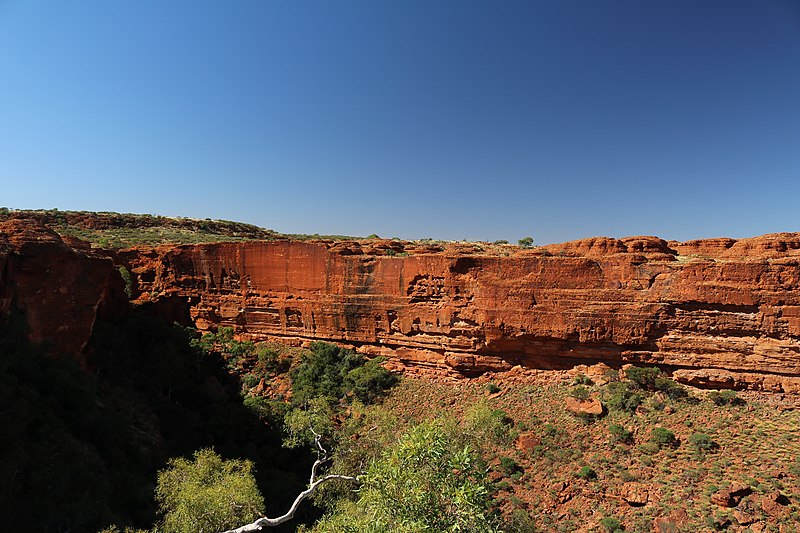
[0,220,124,362]
[119,234,800,391]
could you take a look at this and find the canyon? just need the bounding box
[3,216,800,393]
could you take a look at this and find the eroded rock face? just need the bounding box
[0,220,124,362]
[118,233,800,389]
[4,219,800,390]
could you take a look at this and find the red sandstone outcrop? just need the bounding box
[114,232,800,390]
[4,218,800,392]
[0,220,123,361]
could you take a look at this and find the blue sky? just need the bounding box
[1,1,799,244]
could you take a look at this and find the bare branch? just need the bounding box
[221,427,360,532]
[221,473,360,532]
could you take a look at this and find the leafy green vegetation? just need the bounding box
[290,342,398,405]
[156,449,264,533]
[517,236,534,248]
[310,419,501,533]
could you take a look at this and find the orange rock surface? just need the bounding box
[3,218,800,392]
[118,233,800,390]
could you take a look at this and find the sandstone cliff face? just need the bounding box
[119,234,800,391]
[0,220,123,361]
[4,218,800,392]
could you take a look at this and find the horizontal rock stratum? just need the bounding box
[3,218,800,392]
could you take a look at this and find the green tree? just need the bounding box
[310,420,501,533]
[290,342,397,405]
[517,237,534,248]
[156,449,264,533]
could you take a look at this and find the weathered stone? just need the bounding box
[620,482,650,506]
[761,491,790,519]
[7,217,800,390]
[565,396,604,416]
[515,431,541,452]
[711,484,752,507]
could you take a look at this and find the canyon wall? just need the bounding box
[0,220,124,362]
[3,218,800,392]
[120,233,800,391]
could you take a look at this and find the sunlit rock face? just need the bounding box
[117,233,800,391]
[3,218,799,391]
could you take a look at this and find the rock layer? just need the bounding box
[3,218,800,391]
[118,233,800,390]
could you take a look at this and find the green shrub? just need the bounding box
[569,385,591,400]
[608,424,634,444]
[486,382,501,394]
[599,516,623,532]
[650,427,678,448]
[499,456,521,475]
[624,366,663,389]
[155,449,263,533]
[464,401,516,447]
[708,389,742,406]
[290,342,397,405]
[689,432,717,453]
[604,382,643,414]
[576,465,597,480]
[518,236,534,248]
[573,373,594,386]
[241,373,260,388]
[118,266,133,298]
[654,376,688,400]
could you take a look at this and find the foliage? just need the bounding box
[604,381,643,414]
[118,266,133,298]
[290,342,397,405]
[573,373,594,385]
[576,465,597,480]
[517,237,534,248]
[310,420,501,533]
[569,385,591,400]
[624,366,663,390]
[156,449,264,533]
[499,456,522,475]
[688,432,718,453]
[650,427,678,448]
[708,389,742,406]
[599,516,623,532]
[608,424,634,444]
[463,400,517,447]
[486,382,501,394]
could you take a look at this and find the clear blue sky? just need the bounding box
[1,1,799,244]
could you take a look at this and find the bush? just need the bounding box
[654,377,688,400]
[573,373,594,386]
[518,237,534,248]
[464,401,516,447]
[290,342,397,405]
[600,516,623,532]
[499,456,521,475]
[624,366,663,389]
[708,389,742,406]
[576,465,597,480]
[569,385,591,400]
[604,382,643,414]
[486,382,501,394]
[650,427,678,448]
[689,432,718,453]
[608,424,634,444]
[155,449,263,533]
